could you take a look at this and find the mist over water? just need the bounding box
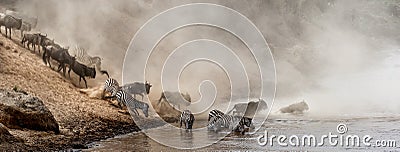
[11,0,400,115]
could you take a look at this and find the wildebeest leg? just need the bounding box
[42,50,47,65]
[82,77,88,88]
[67,67,72,79]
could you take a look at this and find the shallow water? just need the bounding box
[87,115,400,151]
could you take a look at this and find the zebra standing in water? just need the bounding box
[179,110,195,130]
[71,46,109,78]
[102,78,120,99]
[115,90,149,117]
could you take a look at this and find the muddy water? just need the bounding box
[87,115,400,151]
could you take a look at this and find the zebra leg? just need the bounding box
[48,56,52,68]
[140,94,144,101]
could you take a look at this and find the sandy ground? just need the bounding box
[0,34,141,150]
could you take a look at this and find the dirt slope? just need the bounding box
[0,35,138,150]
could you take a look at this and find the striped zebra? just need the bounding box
[71,46,109,78]
[207,110,252,135]
[179,110,195,130]
[116,90,149,117]
[102,78,121,99]
[208,109,225,122]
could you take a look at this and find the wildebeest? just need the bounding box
[279,100,309,114]
[226,98,268,117]
[158,91,191,110]
[21,33,45,53]
[42,45,74,76]
[3,14,22,39]
[20,21,31,38]
[72,46,109,78]
[121,81,152,100]
[68,58,96,88]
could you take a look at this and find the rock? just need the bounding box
[279,100,309,114]
[5,46,10,50]
[0,123,22,143]
[0,89,60,134]
[0,41,3,46]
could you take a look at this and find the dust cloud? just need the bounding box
[9,0,400,115]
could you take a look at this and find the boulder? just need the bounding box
[0,89,60,134]
[0,123,22,143]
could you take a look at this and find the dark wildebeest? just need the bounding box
[121,81,152,101]
[21,33,46,53]
[226,98,268,117]
[3,14,22,39]
[42,45,74,76]
[68,58,96,88]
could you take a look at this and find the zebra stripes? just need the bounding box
[208,109,224,122]
[179,110,195,130]
[207,109,252,134]
[103,78,120,99]
[116,90,149,117]
[72,46,109,77]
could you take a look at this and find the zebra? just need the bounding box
[102,78,121,99]
[121,81,152,101]
[179,110,195,130]
[208,114,252,135]
[71,46,109,78]
[208,109,225,122]
[0,13,5,33]
[3,14,22,39]
[115,90,149,117]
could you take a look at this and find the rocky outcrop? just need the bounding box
[0,89,60,134]
[0,123,20,143]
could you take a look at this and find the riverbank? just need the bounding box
[0,34,140,151]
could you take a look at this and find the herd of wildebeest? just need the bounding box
[0,11,272,135]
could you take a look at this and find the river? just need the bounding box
[86,114,400,151]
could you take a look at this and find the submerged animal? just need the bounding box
[279,100,309,114]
